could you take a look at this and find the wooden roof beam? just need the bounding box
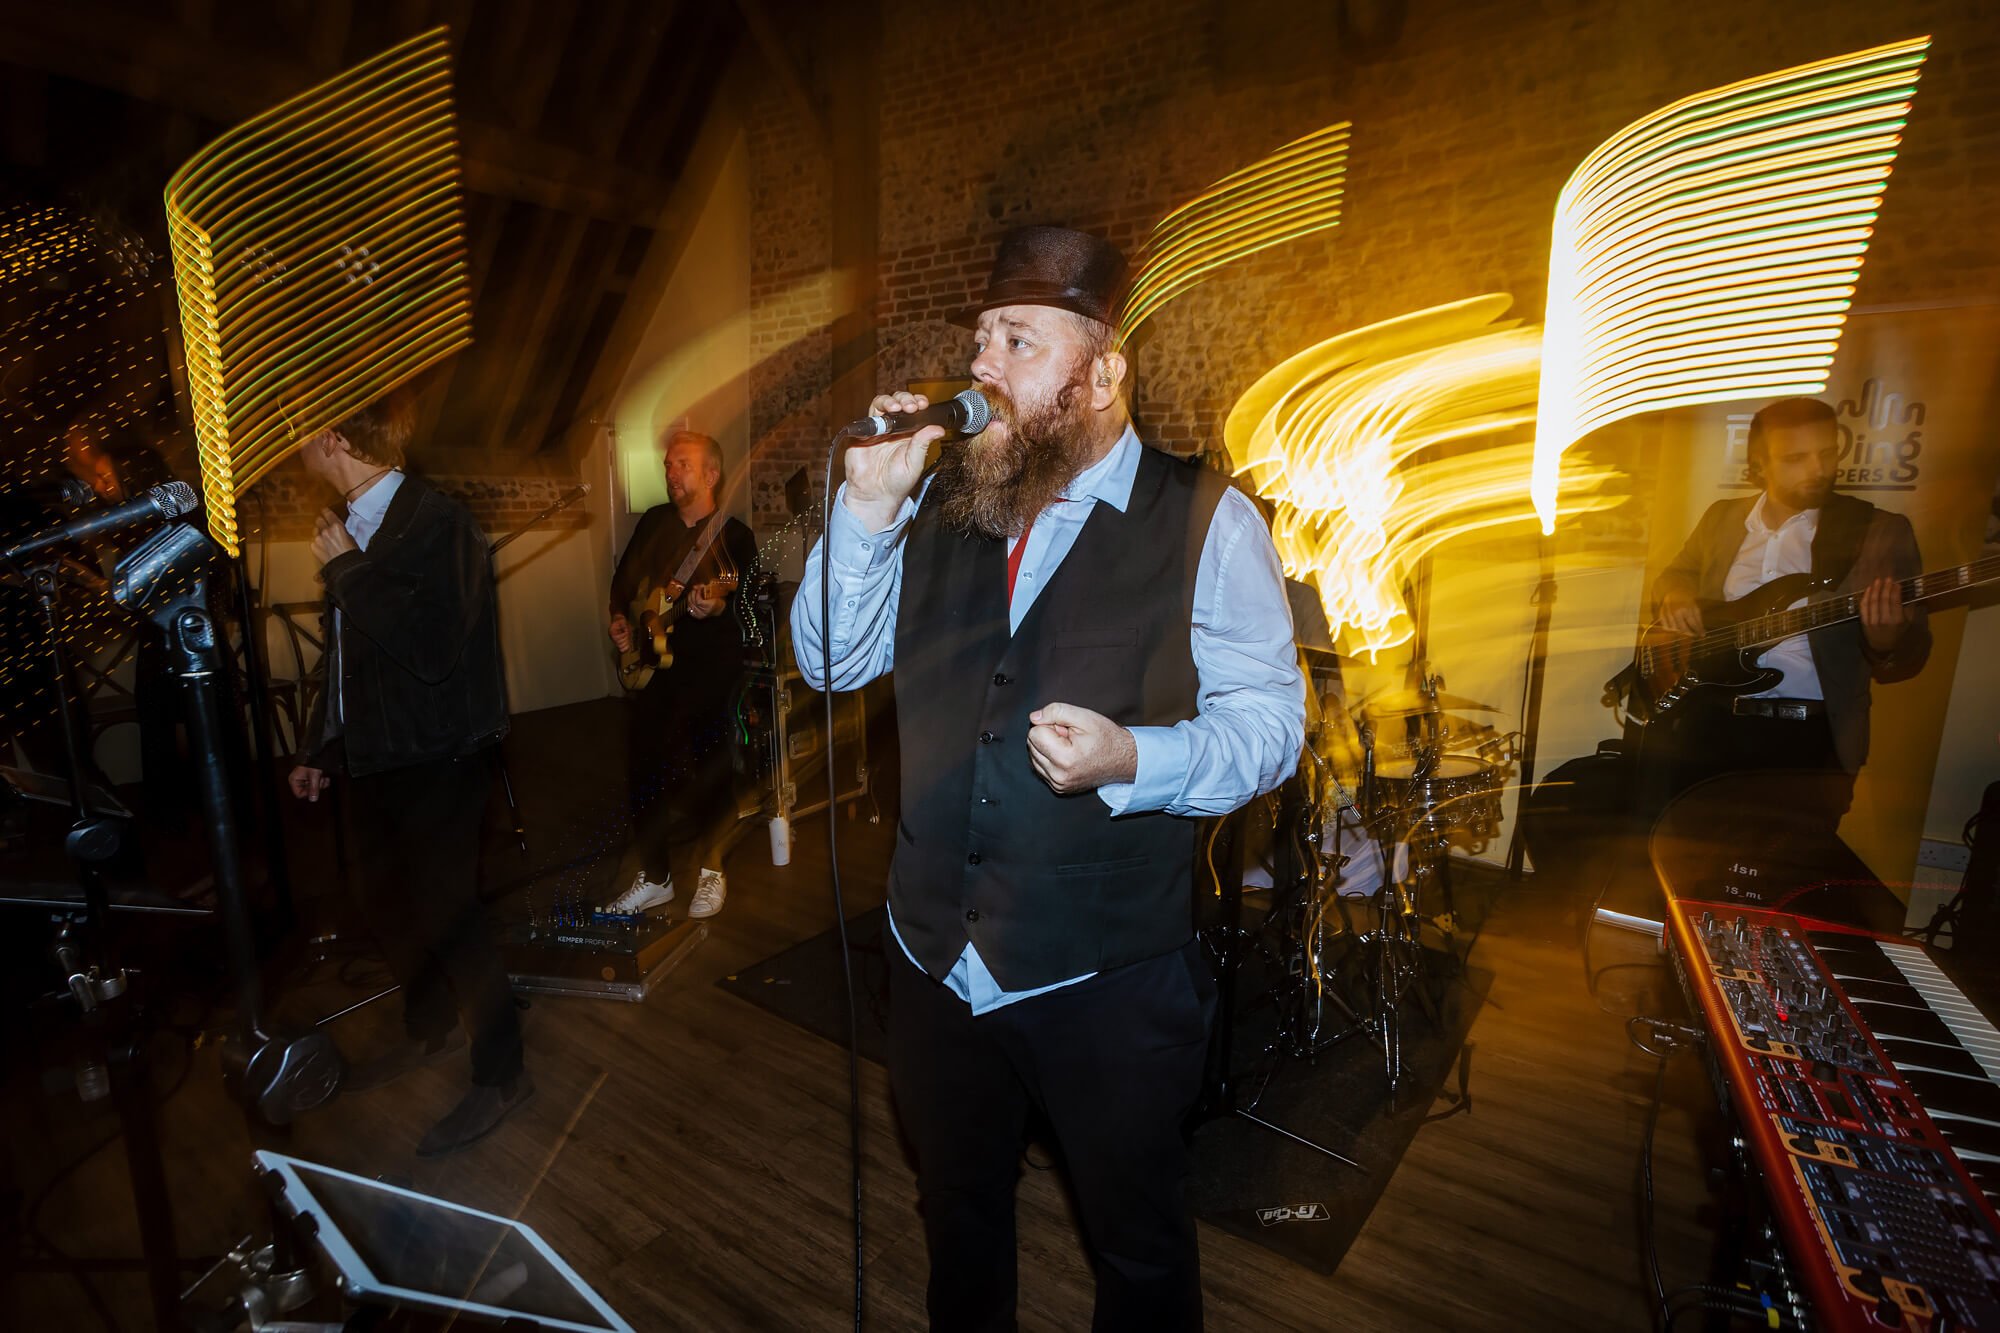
[729,0,825,146]
[0,5,674,227]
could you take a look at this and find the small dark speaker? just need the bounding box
[1951,781,2000,956]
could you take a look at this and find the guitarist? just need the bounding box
[605,427,756,919]
[1648,396,1930,820]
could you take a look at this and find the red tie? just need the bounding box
[1006,515,1036,606]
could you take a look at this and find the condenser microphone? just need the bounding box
[846,388,991,440]
[2,481,199,561]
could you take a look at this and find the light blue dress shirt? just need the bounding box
[792,427,1304,1013]
[344,469,404,551]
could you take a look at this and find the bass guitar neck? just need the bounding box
[1627,552,1999,720]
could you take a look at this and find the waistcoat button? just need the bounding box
[979,730,995,744]
[967,852,982,865]
[965,908,981,922]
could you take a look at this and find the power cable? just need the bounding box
[819,429,866,1331]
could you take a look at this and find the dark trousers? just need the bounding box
[627,666,738,888]
[346,750,523,1087]
[887,938,1216,1333]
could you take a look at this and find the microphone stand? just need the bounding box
[1504,535,1557,880]
[488,482,590,557]
[111,524,341,1128]
[230,553,295,919]
[482,482,590,857]
[10,555,184,1329]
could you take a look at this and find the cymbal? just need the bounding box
[1357,688,1500,719]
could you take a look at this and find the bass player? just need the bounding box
[605,426,756,919]
[1646,396,1930,824]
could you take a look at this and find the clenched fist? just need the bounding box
[1025,701,1138,795]
[312,509,357,565]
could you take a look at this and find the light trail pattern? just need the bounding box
[1531,36,1929,530]
[1120,122,1349,343]
[164,25,472,555]
[1226,296,1622,658]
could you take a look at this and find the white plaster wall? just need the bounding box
[610,131,754,530]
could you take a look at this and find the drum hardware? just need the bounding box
[1262,659,1514,1094]
[1192,803,1365,1171]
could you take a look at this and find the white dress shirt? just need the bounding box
[1723,493,1822,699]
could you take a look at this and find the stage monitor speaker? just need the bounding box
[254,1151,634,1331]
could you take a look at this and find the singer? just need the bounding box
[793,225,1304,1330]
[286,392,530,1157]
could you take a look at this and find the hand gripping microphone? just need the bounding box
[845,388,991,440]
[2,481,200,562]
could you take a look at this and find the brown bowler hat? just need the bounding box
[946,225,1129,329]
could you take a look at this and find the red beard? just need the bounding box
[931,372,1097,540]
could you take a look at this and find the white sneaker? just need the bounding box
[688,868,726,919]
[603,870,673,915]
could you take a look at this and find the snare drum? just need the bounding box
[1373,753,1503,843]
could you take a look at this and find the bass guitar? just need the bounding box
[1624,552,1999,720]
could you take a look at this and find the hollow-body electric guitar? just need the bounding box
[1627,554,1999,720]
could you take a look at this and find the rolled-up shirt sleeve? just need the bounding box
[1097,486,1305,816]
[790,482,921,691]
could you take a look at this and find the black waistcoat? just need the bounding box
[890,446,1226,990]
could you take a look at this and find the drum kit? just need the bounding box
[1210,644,1516,1106]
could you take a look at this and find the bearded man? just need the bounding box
[1649,395,1929,824]
[792,226,1304,1331]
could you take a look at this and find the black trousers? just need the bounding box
[346,750,523,1088]
[887,937,1216,1333]
[1641,697,1852,833]
[626,665,738,888]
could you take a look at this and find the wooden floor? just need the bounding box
[6,788,1727,1331]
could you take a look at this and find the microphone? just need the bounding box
[18,477,97,510]
[846,388,992,440]
[2,482,200,562]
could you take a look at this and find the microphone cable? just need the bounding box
[819,427,866,1331]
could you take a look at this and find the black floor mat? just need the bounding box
[717,904,1489,1275]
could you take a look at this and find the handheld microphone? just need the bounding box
[2,481,200,562]
[845,388,991,440]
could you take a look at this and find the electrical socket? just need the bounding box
[1918,838,1973,874]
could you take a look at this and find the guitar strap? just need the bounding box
[666,511,731,590]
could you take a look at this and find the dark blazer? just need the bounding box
[303,476,509,777]
[1654,490,1930,772]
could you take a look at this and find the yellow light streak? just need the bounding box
[1119,123,1349,342]
[164,26,472,555]
[1532,36,1928,531]
[1227,297,1622,658]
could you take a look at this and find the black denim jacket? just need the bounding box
[303,476,509,778]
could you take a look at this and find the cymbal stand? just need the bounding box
[1354,718,1444,1095]
[1272,747,1370,1061]
[1193,808,1363,1171]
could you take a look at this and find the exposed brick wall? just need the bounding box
[746,74,836,528]
[741,0,2000,529]
[240,459,590,543]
